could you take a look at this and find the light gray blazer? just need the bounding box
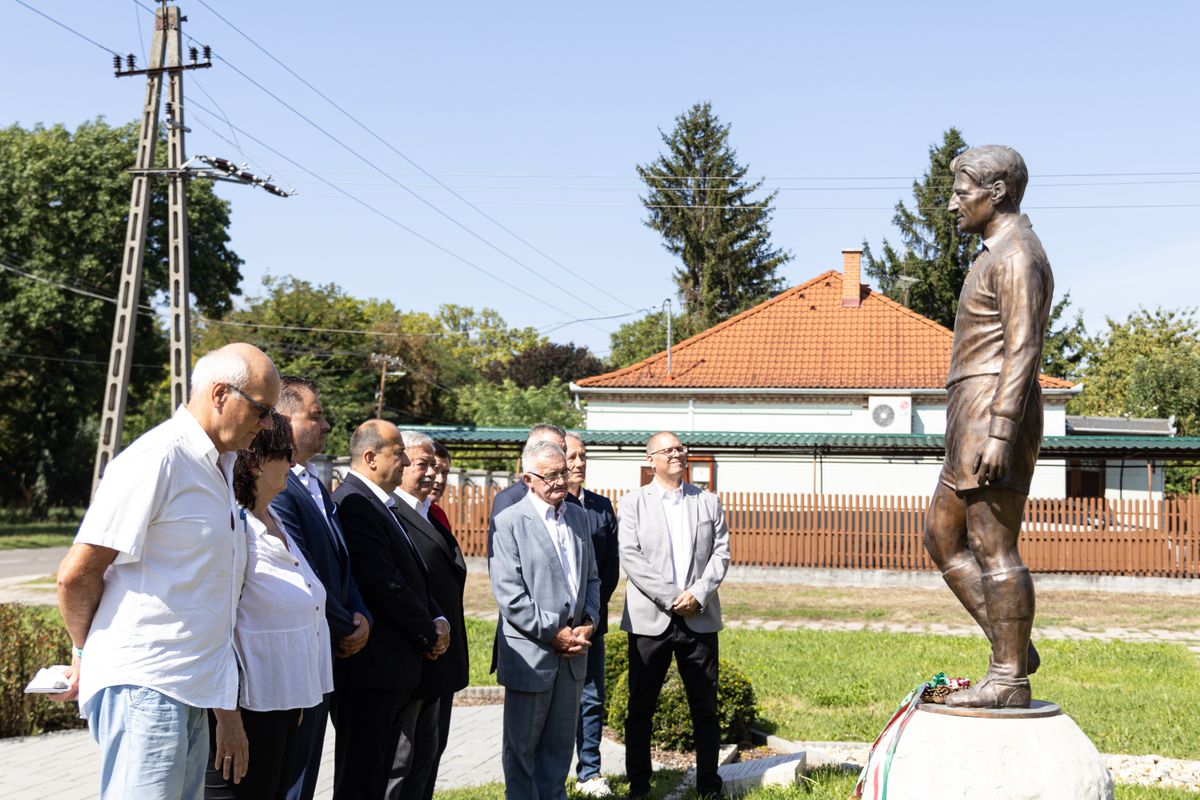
[489,494,600,692]
[619,481,729,636]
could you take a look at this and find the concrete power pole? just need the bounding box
[92,4,209,496]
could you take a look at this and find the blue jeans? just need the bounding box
[575,633,606,781]
[85,684,209,800]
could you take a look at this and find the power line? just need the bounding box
[0,350,164,370]
[191,0,639,314]
[174,34,614,320]
[10,0,120,54]
[0,259,157,312]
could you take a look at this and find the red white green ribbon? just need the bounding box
[853,681,931,799]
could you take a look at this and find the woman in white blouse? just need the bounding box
[206,413,333,799]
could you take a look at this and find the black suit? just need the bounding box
[272,470,372,800]
[393,500,469,800]
[332,473,442,800]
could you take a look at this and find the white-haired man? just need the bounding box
[56,343,279,798]
[490,439,599,800]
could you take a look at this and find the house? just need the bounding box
[566,250,1177,499]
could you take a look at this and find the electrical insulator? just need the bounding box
[113,55,122,73]
[126,54,136,70]
[166,102,174,119]
[203,45,212,62]
[189,47,198,63]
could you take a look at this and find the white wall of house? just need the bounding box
[583,395,1068,437]
[579,392,1071,498]
[1104,460,1165,501]
[584,449,1070,498]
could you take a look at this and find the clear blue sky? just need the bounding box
[4,0,1198,357]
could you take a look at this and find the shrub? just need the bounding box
[0,603,86,738]
[605,630,758,751]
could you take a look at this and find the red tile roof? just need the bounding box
[579,271,1075,391]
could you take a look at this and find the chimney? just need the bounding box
[841,248,863,308]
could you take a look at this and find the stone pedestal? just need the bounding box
[860,701,1113,800]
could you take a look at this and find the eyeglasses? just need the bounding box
[527,470,570,486]
[648,445,688,457]
[226,384,274,420]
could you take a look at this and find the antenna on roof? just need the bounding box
[662,298,673,375]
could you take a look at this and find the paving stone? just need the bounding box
[720,753,808,795]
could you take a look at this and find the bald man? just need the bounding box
[332,420,448,800]
[56,343,280,799]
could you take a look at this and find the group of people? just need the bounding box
[54,341,731,800]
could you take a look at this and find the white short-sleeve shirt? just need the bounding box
[236,509,334,712]
[75,406,246,712]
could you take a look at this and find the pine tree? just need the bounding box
[637,102,790,330]
[862,128,978,329]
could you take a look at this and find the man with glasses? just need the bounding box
[564,433,620,797]
[619,431,730,800]
[490,439,599,800]
[55,343,280,799]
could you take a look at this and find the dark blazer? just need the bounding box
[271,471,372,643]
[394,499,469,699]
[333,473,442,692]
[577,489,620,634]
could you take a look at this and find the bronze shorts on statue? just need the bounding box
[938,374,1042,495]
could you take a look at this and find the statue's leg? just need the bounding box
[946,489,1035,708]
[924,483,989,632]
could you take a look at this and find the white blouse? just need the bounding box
[235,508,334,712]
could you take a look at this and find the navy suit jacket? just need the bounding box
[578,489,620,634]
[333,473,442,692]
[271,470,371,642]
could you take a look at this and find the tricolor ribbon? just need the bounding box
[853,680,930,799]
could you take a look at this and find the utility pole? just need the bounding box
[92,3,288,497]
[370,353,407,419]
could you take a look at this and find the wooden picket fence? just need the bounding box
[438,486,1200,579]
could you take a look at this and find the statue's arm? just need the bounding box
[989,252,1053,442]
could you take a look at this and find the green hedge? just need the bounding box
[0,604,86,738]
[604,630,757,751]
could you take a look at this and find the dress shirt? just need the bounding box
[74,405,246,712]
[348,469,396,507]
[394,486,431,521]
[528,493,579,617]
[658,480,691,590]
[292,462,331,525]
[235,508,333,712]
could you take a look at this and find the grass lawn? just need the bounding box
[724,626,1200,759]
[431,770,1198,799]
[463,618,1200,758]
[434,770,681,799]
[0,521,76,550]
[463,574,1200,635]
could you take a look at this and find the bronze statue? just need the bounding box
[924,145,1053,709]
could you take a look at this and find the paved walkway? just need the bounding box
[0,703,627,799]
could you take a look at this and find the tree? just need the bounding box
[638,102,790,330]
[485,342,606,388]
[608,309,686,368]
[0,119,241,510]
[862,128,978,329]
[1071,307,1200,494]
[1042,292,1088,380]
[455,378,583,429]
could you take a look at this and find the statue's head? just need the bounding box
[947,145,1028,234]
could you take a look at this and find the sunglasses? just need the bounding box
[225,384,274,420]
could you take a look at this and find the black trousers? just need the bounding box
[385,695,441,800]
[419,691,456,800]
[331,686,411,800]
[625,617,722,798]
[204,708,300,800]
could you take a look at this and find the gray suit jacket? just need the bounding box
[489,494,600,692]
[619,481,729,636]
